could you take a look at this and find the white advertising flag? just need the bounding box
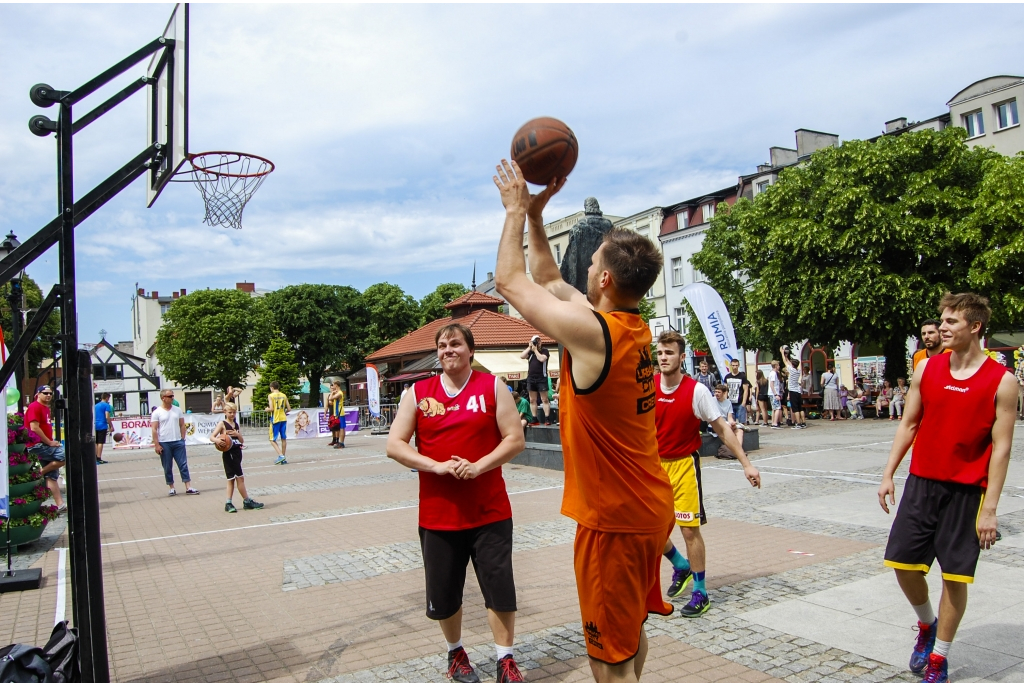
[681,282,741,376]
[0,326,10,518]
[366,364,380,417]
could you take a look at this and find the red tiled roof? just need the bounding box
[445,290,504,309]
[366,310,556,362]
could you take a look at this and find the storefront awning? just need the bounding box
[472,350,560,381]
[387,371,436,383]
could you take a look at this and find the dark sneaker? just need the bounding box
[910,619,937,673]
[274,456,288,465]
[921,653,948,683]
[96,459,108,464]
[185,488,200,495]
[496,655,523,683]
[327,440,336,446]
[225,502,237,513]
[243,498,264,510]
[446,647,480,683]
[667,567,693,598]
[333,443,345,449]
[679,590,710,618]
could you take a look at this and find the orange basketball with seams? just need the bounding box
[510,117,578,185]
[215,434,233,452]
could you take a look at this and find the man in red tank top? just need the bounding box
[494,160,672,682]
[878,293,1016,683]
[387,323,526,683]
[653,331,760,620]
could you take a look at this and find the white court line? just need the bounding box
[97,455,388,483]
[748,440,892,463]
[54,547,67,625]
[101,485,564,548]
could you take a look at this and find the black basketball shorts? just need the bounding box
[95,429,108,445]
[527,376,547,393]
[788,390,803,412]
[419,517,517,620]
[884,473,985,583]
[221,449,244,480]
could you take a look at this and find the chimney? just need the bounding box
[769,147,798,168]
[172,291,179,299]
[236,282,255,293]
[795,129,839,160]
[137,288,145,296]
[487,272,494,281]
[180,288,186,296]
[152,291,158,298]
[885,117,908,133]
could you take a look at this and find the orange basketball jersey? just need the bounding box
[559,310,674,533]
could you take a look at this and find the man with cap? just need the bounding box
[25,386,66,514]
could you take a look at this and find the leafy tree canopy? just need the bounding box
[252,336,302,409]
[691,127,1018,382]
[265,284,368,402]
[638,296,656,324]
[155,289,275,391]
[362,282,420,354]
[0,274,61,379]
[419,283,468,326]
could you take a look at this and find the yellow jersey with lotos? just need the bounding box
[268,391,288,423]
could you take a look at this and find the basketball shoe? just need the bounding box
[910,619,937,673]
[920,653,948,683]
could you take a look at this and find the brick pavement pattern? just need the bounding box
[2,420,1022,682]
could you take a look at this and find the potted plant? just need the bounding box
[7,483,48,519]
[1,505,58,552]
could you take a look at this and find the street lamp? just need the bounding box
[0,231,27,411]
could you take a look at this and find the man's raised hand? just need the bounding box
[528,176,567,221]
[493,159,530,213]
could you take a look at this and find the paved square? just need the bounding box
[3,418,1023,682]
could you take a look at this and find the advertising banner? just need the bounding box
[681,282,741,376]
[110,409,360,449]
[1,327,10,518]
[366,364,380,417]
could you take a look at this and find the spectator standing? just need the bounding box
[781,348,806,429]
[912,319,947,371]
[768,360,784,429]
[723,359,750,425]
[224,385,242,408]
[25,386,66,513]
[151,389,198,496]
[94,392,113,465]
[212,393,225,413]
[694,358,719,394]
[891,377,907,421]
[821,363,842,421]
[755,370,770,425]
[521,336,551,425]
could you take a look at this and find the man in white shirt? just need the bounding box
[781,348,806,429]
[767,360,784,429]
[151,390,198,496]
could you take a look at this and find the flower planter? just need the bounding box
[9,477,44,497]
[3,521,47,552]
[9,443,27,454]
[7,499,43,519]
[8,462,33,477]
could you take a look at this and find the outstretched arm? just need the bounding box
[493,160,605,363]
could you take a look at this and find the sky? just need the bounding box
[1,3,1023,345]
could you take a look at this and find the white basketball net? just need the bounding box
[188,152,273,230]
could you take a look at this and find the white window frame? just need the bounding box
[678,211,689,229]
[963,109,985,138]
[555,243,561,264]
[671,257,683,286]
[995,99,1019,130]
[673,307,684,333]
[755,180,770,196]
[693,267,706,283]
[702,203,715,223]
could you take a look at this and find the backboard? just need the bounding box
[146,3,188,207]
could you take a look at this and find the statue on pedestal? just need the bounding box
[558,197,613,295]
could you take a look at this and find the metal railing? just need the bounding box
[237,404,400,430]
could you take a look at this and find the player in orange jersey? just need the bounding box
[494,160,672,682]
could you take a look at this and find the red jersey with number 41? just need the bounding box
[412,370,511,530]
[912,353,1008,488]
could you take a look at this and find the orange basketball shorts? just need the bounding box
[573,522,674,664]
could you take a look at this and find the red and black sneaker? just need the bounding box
[446,647,480,683]
[496,655,524,683]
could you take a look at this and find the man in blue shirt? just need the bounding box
[94,392,113,465]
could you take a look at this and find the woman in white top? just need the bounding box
[821,363,842,421]
[890,377,907,421]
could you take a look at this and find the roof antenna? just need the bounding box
[471,261,477,290]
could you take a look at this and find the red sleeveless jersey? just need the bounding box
[412,370,512,530]
[655,374,702,460]
[911,353,1008,488]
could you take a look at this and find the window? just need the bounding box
[555,244,561,264]
[673,307,684,333]
[636,224,650,238]
[112,393,127,413]
[160,303,171,316]
[678,212,689,229]
[671,257,684,286]
[139,394,149,416]
[693,267,706,283]
[701,203,715,223]
[996,99,1019,129]
[755,180,770,196]
[92,364,121,380]
[963,110,985,138]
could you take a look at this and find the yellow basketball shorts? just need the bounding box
[661,452,706,527]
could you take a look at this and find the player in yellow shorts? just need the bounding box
[654,331,760,617]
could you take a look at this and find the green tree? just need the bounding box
[638,297,655,324]
[419,283,468,325]
[265,284,368,404]
[691,127,1002,383]
[362,282,420,354]
[252,336,302,409]
[0,275,61,380]
[155,289,275,391]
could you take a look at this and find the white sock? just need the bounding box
[496,644,513,660]
[445,639,463,652]
[912,600,936,625]
[933,639,951,658]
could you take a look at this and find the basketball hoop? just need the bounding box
[184,151,274,229]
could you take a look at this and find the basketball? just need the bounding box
[113,432,123,443]
[214,434,233,452]
[510,117,578,185]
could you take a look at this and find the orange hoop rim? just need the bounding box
[187,151,275,178]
